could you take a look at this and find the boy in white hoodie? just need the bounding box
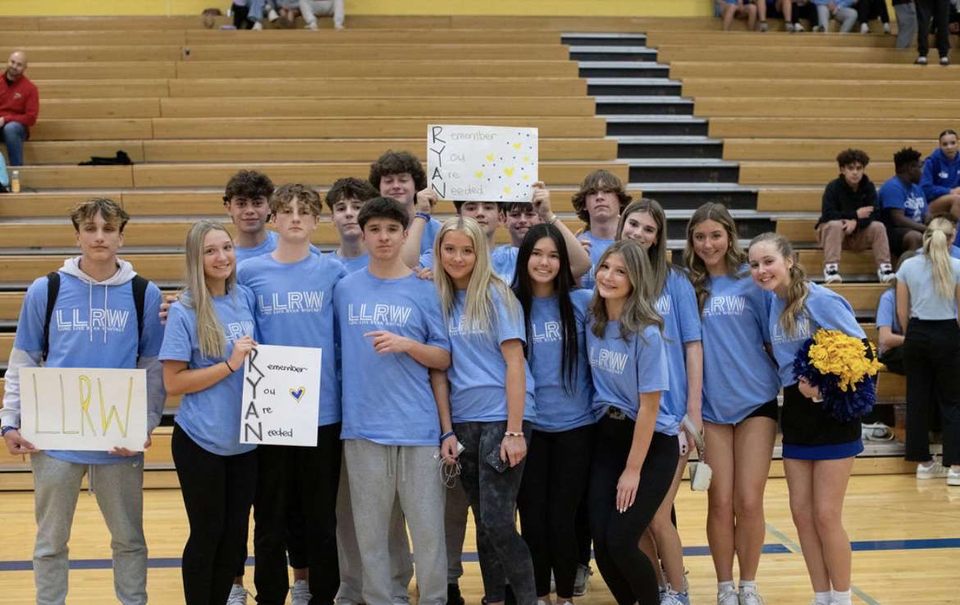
[1,198,166,605]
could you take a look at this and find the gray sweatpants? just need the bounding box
[31,452,147,605]
[344,439,447,605]
[894,2,918,49]
[335,458,414,604]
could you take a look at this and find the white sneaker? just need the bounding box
[823,263,842,284]
[718,589,739,605]
[291,579,312,605]
[860,22,870,34]
[813,25,825,33]
[861,421,893,441]
[251,21,263,31]
[739,588,765,605]
[883,22,891,33]
[226,584,249,605]
[877,263,895,283]
[785,22,796,32]
[305,22,319,30]
[573,563,593,596]
[917,459,949,479]
[267,8,280,21]
[948,467,960,486]
[661,590,691,605]
[794,22,806,32]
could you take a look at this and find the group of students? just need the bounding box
[817,131,960,285]
[0,147,938,605]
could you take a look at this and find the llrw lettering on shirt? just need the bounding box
[702,295,747,317]
[772,317,811,344]
[449,314,487,337]
[589,346,629,374]
[225,320,255,342]
[257,290,325,315]
[55,308,131,333]
[655,294,672,316]
[531,320,561,344]
[347,303,413,327]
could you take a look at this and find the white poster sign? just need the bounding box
[240,344,321,446]
[19,367,147,451]
[427,124,539,202]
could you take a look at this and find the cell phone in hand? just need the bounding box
[484,445,509,473]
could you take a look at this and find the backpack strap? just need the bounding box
[41,272,61,363]
[42,272,149,363]
[131,275,149,362]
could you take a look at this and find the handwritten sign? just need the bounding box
[427,124,538,202]
[241,344,321,447]
[20,368,147,451]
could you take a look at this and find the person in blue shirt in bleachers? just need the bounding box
[921,129,960,217]
[879,147,928,258]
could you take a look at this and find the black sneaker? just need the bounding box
[448,583,465,605]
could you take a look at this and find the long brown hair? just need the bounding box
[683,202,746,312]
[589,240,663,340]
[183,220,236,358]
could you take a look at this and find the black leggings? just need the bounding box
[250,424,343,605]
[588,416,678,605]
[172,424,257,605]
[517,424,595,598]
[916,0,952,57]
[903,319,960,466]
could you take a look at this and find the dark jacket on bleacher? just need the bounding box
[816,174,880,232]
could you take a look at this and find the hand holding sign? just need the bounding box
[428,124,538,202]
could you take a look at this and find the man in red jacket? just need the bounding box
[0,51,39,167]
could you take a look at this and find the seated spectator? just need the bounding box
[785,0,820,31]
[812,0,859,32]
[718,0,759,31]
[816,148,895,283]
[880,147,927,257]
[274,0,344,30]
[893,0,919,48]
[0,50,38,167]
[857,0,892,33]
[921,129,960,217]
[915,0,951,64]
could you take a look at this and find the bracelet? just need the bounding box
[1,426,18,437]
[224,359,235,373]
[439,430,456,444]
[504,431,524,438]
[546,214,558,225]
[415,212,431,222]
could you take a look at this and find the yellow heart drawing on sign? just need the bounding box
[485,153,495,162]
[289,386,306,403]
[522,156,531,162]
[474,170,484,178]
[522,175,530,181]
[512,143,522,150]
[504,167,515,177]
[503,186,512,194]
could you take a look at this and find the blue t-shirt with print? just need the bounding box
[160,286,258,456]
[586,320,669,422]
[700,272,780,424]
[447,287,536,423]
[491,245,520,285]
[528,289,595,432]
[334,270,450,445]
[578,231,615,291]
[238,253,346,426]
[652,269,701,435]
[879,175,927,224]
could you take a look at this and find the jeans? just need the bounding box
[3,120,26,166]
[817,5,859,32]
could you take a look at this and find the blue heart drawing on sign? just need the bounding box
[289,387,305,403]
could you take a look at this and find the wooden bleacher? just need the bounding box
[0,14,930,485]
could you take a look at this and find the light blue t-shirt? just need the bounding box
[238,253,346,426]
[14,272,165,465]
[528,290,595,432]
[334,270,450,445]
[766,283,865,388]
[896,255,960,320]
[700,273,780,424]
[586,320,669,422]
[652,269,702,435]
[235,231,279,264]
[879,175,927,224]
[329,251,369,273]
[579,231,615,290]
[875,288,900,335]
[447,287,536,423]
[491,245,520,285]
[420,217,443,256]
[160,286,258,456]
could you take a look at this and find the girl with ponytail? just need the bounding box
[747,233,866,605]
[895,217,960,485]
